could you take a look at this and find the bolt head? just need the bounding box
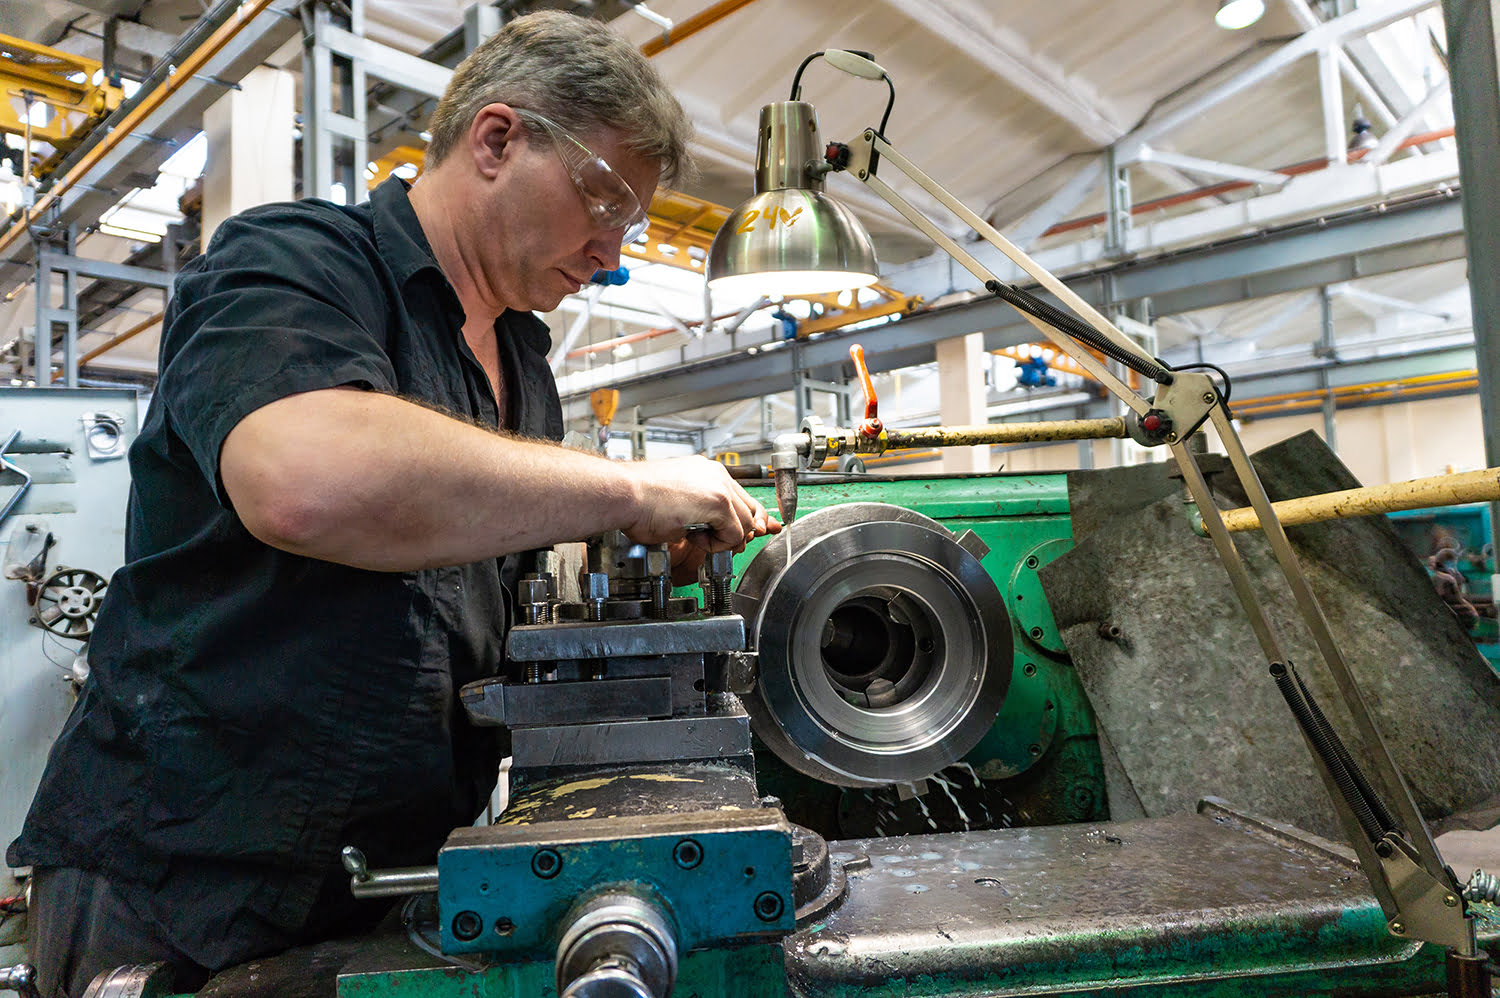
[708,549,734,576]
[1390,921,1406,935]
[584,572,610,601]
[1445,893,1460,907]
[520,578,548,604]
[1202,392,1217,404]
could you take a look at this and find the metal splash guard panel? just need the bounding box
[785,798,1499,997]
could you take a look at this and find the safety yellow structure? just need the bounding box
[0,33,124,181]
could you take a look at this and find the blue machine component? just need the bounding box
[590,266,631,286]
[771,307,799,339]
[1017,355,1057,388]
[437,809,794,956]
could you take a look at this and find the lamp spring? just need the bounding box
[1464,868,1500,904]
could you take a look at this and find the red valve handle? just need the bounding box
[849,344,883,438]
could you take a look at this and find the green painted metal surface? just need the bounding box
[438,823,792,956]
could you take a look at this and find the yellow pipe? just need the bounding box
[0,0,275,260]
[1192,467,1500,535]
[640,0,760,57]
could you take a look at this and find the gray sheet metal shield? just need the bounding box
[737,503,1012,787]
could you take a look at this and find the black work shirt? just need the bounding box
[8,178,563,968]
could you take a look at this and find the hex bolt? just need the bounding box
[649,576,671,620]
[521,576,550,626]
[673,838,703,869]
[532,848,562,879]
[452,910,484,941]
[584,572,610,622]
[754,891,785,922]
[535,550,560,598]
[703,549,734,615]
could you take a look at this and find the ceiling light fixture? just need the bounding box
[1215,0,1265,30]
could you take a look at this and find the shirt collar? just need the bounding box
[370,177,446,288]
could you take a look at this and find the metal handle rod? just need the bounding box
[878,417,1128,450]
[854,167,1152,418]
[1169,439,1407,920]
[866,133,1163,375]
[1208,406,1451,884]
[1198,466,1500,534]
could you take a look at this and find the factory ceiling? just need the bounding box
[0,0,1464,444]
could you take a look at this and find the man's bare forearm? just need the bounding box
[220,388,745,571]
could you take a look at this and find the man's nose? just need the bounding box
[587,231,623,272]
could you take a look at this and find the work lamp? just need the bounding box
[706,48,1488,987]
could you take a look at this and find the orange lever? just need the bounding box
[849,344,882,438]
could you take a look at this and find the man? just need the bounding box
[9,11,777,995]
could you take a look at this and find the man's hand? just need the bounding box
[621,456,782,553]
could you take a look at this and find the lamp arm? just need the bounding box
[850,132,1165,377]
[835,126,1476,957]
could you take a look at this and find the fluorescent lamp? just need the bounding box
[1215,0,1265,29]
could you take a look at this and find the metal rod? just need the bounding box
[1208,405,1449,882]
[856,169,1151,417]
[877,417,1127,451]
[1195,466,1500,535]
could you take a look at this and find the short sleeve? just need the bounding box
[157,206,400,507]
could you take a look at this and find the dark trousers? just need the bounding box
[28,868,210,998]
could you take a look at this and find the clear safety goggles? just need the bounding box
[517,109,650,245]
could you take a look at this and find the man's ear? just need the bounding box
[469,103,523,180]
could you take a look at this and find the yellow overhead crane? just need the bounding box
[0,33,124,182]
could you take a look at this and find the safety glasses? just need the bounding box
[517,109,650,245]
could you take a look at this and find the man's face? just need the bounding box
[482,116,660,314]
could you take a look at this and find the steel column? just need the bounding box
[1442,0,1500,559]
[301,0,367,203]
[1319,286,1339,452]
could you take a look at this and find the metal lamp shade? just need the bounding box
[707,187,881,299]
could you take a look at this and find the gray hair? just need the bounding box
[424,10,694,187]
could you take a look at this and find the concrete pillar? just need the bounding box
[1381,404,1417,484]
[201,66,295,246]
[935,332,988,474]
